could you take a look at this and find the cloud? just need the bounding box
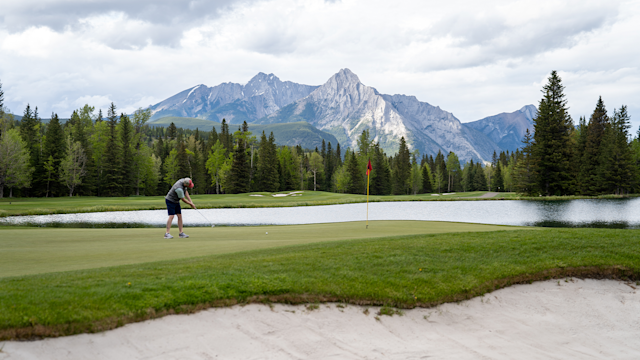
[0,0,638,131]
[0,0,253,48]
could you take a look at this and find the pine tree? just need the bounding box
[473,163,487,191]
[370,143,391,195]
[167,122,178,140]
[176,141,190,179]
[461,160,474,192]
[492,163,504,191]
[325,141,334,187]
[42,113,67,197]
[392,137,411,194]
[531,71,575,196]
[433,151,447,193]
[578,97,608,194]
[227,138,250,194]
[103,103,122,196]
[120,114,134,196]
[346,151,363,194]
[598,106,635,194]
[422,164,433,193]
[220,119,232,153]
[256,131,279,191]
[18,104,41,196]
[514,129,537,195]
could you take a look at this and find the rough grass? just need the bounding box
[1,227,639,340]
[0,221,520,277]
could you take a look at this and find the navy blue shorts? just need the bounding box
[166,199,181,215]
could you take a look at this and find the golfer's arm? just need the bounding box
[183,191,194,205]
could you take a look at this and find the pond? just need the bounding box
[2,198,639,229]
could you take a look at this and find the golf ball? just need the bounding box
[266,232,268,235]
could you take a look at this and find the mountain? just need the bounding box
[463,105,537,152]
[148,117,338,150]
[260,69,500,163]
[149,73,318,124]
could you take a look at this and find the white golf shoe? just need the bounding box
[179,232,189,238]
[164,233,174,239]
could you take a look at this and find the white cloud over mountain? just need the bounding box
[1,0,638,130]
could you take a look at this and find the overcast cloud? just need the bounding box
[1,0,638,131]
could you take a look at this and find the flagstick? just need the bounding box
[366,173,370,229]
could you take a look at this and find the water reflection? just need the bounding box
[1,198,639,229]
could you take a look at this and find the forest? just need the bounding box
[1,71,639,198]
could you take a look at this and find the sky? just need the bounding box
[1,0,639,131]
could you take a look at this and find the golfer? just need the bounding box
[164,177,196,239]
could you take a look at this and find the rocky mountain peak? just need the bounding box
[324,68,361,88]
[519,104,537,121]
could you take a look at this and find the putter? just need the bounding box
[195,208,215,227]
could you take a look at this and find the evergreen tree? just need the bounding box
[220,119,232,153]
[167,122,178,140]
[514,128,536,195]
[433,151,447,193]
[256,131,279,191]
[18,104,42,196]
[335,143,342,166]
[42,113,67,197]
[598,105,635,194]
[370,143,391,195]
[531,71,575,196]
[176,140,190,179]
[392,137,411,194]
[346,151,363,194]
[492,163,504,191]
[227,138,250,194]
[574,116,588,191]
[325,141,334,187]
[103,103,122,196]
[473,163,487,191]
[422,164,433,193]
[461,160,474,191]
[579,97,609,194]
[120,114,134,196]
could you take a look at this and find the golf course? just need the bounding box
[1,196,640,342]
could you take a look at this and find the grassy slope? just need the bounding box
[0,221,521,277]
[1,227,639,339]
[148,117,339,149]
[0,191,521,217]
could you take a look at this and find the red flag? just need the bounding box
[366,159,372,176]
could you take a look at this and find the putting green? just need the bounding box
[0,221,527,278]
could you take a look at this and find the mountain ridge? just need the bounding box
[148,69,537,162]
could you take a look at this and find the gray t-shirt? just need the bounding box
[165,178,190,203]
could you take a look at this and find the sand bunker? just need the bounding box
[2,279,640,359]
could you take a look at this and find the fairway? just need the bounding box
[0,221,524,278]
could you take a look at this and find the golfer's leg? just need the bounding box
[177,214,183,233]
[166,215,174,233]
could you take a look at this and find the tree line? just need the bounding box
[1,74,639,198]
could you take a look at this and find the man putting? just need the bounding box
[165,177,196,239]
